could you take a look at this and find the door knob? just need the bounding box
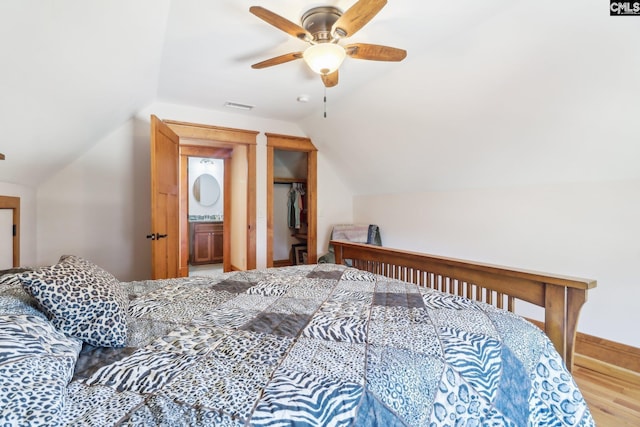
[146,233,168,240]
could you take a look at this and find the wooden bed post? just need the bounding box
[542,284,589,371]
[545,284,567,362]
[565,287,589,371]
[334,244,344,265]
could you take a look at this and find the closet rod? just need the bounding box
[274,177,306,184]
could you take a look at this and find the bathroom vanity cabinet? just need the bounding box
[190,221,223,265]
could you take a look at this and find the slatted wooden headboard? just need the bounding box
[331,240,596,372]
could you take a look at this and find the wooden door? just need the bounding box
[150,115,180,279]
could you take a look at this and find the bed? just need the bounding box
[0,247,596,426]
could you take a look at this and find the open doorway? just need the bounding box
[164,120,258,276]
[187,156,225,276]
[272,150,308,266]
[266,133,317,267]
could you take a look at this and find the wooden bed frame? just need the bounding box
[331,240,597,372]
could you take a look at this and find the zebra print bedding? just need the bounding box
[1,263,594,426]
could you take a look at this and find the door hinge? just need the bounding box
[12,224,16,237]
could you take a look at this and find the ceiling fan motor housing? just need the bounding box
[301,7,342,43]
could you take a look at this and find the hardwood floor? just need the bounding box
[573,365,640,426]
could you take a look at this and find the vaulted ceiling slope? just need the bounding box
[1,0,171,187]
[1,0,639,191]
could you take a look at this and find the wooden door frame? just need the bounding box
[165,120,258,275]
[266,133,317,267]
[179,146,232,273]
[0,196,20,267]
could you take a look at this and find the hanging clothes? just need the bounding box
[287,183,305,229]
[287,187,296,228]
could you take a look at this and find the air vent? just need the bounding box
[224,101,254,111]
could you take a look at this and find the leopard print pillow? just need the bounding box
[20,255,128,347]
[0,311,82,426]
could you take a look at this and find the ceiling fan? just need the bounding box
[250,0,407,88]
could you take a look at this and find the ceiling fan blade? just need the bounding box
[345,43,407,61]
[250,6,311,41]
[321,70,339,88]
[332,0,387,38]
[251,52,303,69]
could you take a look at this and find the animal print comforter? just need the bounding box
[61,264,592,425]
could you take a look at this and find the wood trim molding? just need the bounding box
[180,145,233,158]
[166,120,259,145]
[265,133,317,151]
[575,330,640,374]
[273,259,292,268]
[266,147,274,267]
[574,354,640,387]
[306,150,317,263]
[246,144,257,270]
[223,157,231,272]
[178,154,189,277]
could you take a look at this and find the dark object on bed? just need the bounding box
[0,254,595,426]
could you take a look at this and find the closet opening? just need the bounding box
[266,133,317,267]
[273,151,308,266]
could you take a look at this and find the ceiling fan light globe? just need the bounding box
[303,43,346,75]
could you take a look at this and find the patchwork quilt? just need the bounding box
[1,263,594,426]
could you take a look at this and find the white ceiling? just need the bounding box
[1,0,639,192]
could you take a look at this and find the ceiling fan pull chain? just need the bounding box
[324,86,327,118]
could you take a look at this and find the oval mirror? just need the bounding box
[193,173,221,207]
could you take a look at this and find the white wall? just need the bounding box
[317,149,354,253]
[353,180,640,348]
[0,182,37,267]
[37,118,151,280]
